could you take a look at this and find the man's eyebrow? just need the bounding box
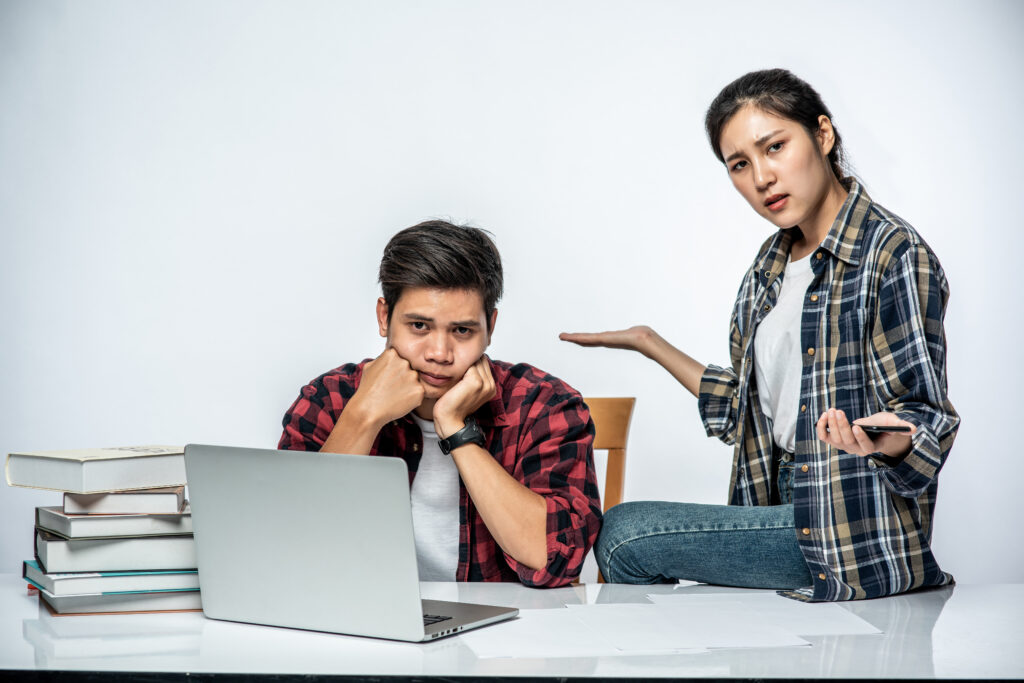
[724,129,785,163]
[401,313,481,328]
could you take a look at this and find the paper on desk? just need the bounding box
[564,603,809,651]
[459,608,708,658]
[646,592,881,636]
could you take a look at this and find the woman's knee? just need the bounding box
[595,502,675,582]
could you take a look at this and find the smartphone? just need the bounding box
[855,424,912,435]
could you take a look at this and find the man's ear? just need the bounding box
[486,309,498,345]
[376,298,389,338]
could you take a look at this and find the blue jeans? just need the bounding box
[595,500,812,588]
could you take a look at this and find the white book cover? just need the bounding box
[35,505,193,539]
[35,529,197,573]
[6,445,185,493]
[23,560,200,596]
[63,486,185,514]
[37,586,202,614]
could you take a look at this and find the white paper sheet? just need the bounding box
[564,603,810,651]
[459,608,708,658]
[646,592,882,636]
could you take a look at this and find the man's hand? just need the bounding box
[320,348,423,456]
[816,408,916,459]
[351,348,425,427]
[432,356,496,438]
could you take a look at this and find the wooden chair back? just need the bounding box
[585,397,635,513]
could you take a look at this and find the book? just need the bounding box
[63,486,185,514]
[35,505,193,539]
[5,445,186,493]
[35,528,197,573]
[23,560,199,596]
[36,586,202,615]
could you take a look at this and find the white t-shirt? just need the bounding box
[409,414,460,581]
[753,254,815,453]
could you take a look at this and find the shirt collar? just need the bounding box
[818,180,872,267]
[757,180,872,288]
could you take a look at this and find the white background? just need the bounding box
[2,0,1021,584]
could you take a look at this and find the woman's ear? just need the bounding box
[816,114,837,157]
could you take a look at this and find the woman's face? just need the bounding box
[718,104,841,235]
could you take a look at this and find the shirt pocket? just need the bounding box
[830,308,870,418]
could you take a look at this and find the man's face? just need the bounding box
[377,287,496,406]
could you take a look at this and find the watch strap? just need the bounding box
[438,417,485,455]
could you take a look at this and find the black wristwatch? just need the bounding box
[438,417,486,455]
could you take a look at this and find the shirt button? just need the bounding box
[801,464,809,472]
[815,252,823,260]
[764,270,772,278]
[818,573,827,581]
[800,404,807,412]
[802,528,811,535]
[809,294,819,302]
[763,304,772,313]
[807,348,815,356]
[412,443,419,452]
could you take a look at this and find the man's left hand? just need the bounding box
[433,356,496,438]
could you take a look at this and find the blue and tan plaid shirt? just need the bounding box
[698,182,959,601]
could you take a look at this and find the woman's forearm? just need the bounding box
[636,328,707,398]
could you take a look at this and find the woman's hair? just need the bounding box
[378,220,503,330]
[705,68,851,188]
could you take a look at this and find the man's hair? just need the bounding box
[378,220,504,330]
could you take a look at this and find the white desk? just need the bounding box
[0,574,1020,680]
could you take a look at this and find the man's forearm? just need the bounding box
[320,403,384,455]
[450,443,548,571]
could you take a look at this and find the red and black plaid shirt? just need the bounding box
[278,357,601,587]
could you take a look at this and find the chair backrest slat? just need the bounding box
[584,397,635,513]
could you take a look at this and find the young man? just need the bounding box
[279,221,601,588]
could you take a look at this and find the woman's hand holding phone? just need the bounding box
[816,408,916,459]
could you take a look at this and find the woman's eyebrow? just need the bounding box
[724,129,785,163]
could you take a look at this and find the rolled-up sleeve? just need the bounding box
[699,287,749,446]
[279,381,330,451]
[504,391,601,588]
[278,364,361,452]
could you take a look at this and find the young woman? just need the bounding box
[561,69,959,601]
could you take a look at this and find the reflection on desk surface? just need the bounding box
[3,575,1023,679]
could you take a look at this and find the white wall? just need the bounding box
[2,0,1021,584]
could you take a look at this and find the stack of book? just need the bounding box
[5,445,201,615]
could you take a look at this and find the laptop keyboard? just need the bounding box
[423,613,453,626]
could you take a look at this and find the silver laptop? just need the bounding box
[184,443,518,642]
